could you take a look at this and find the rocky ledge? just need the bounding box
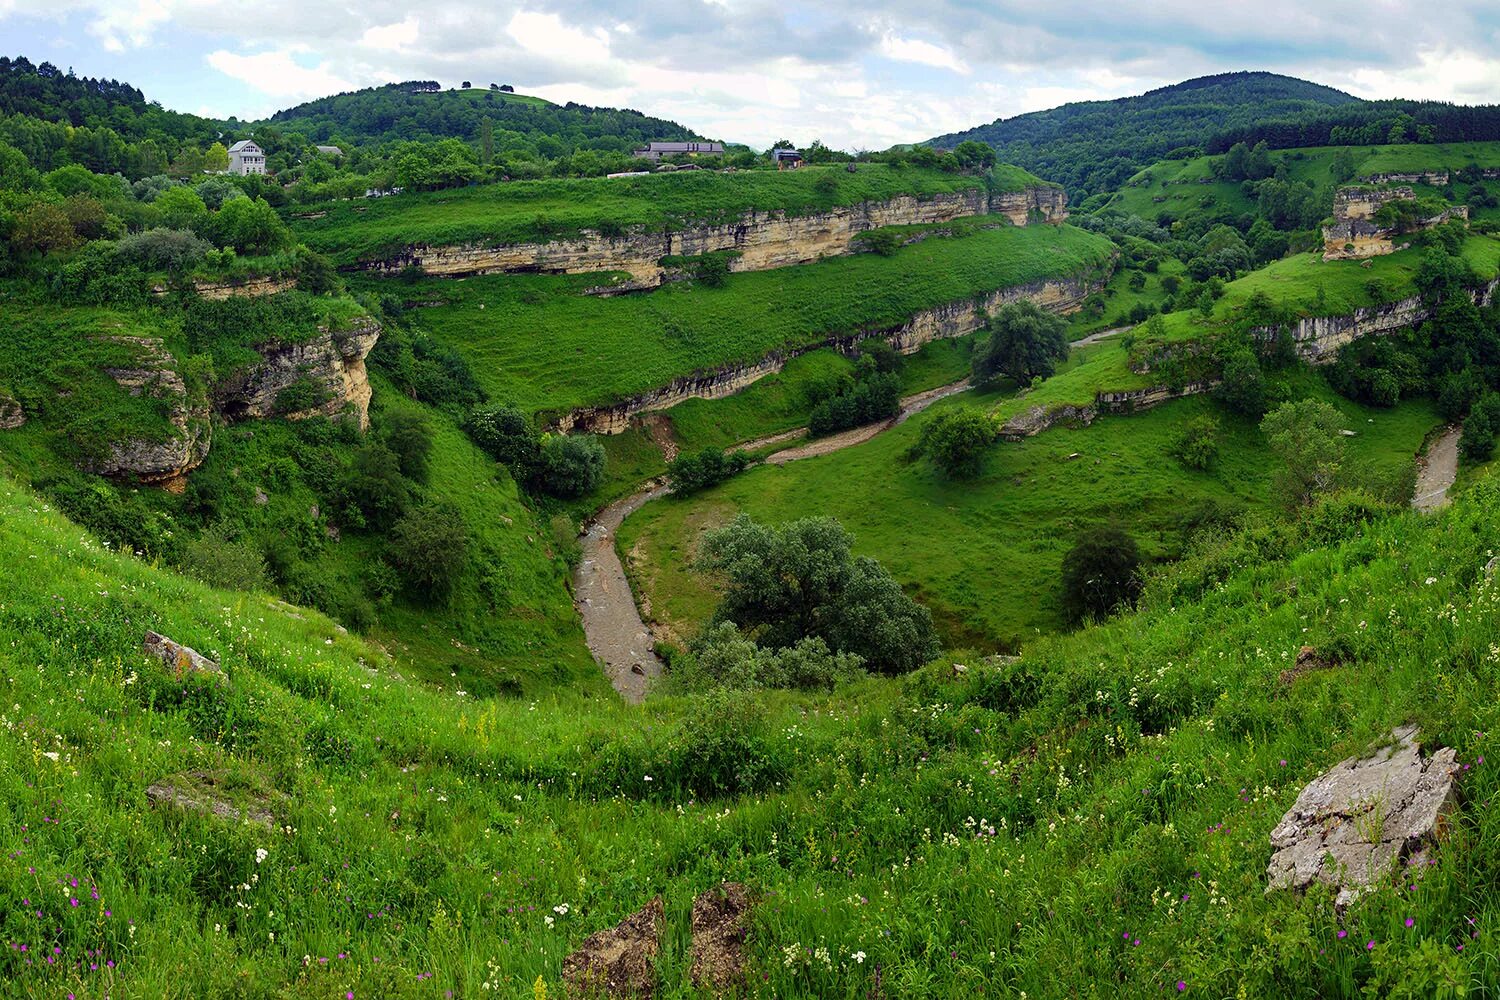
[94,335,212,492]
[1267,725,1459,907]
[215,316,380,430]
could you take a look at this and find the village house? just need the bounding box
[227,140,266,176]
[772,148,803,170]
[314,144,344,158]
[630,140,726,162]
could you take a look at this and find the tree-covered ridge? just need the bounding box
[930,72,1359,199]
[267,80,700,154]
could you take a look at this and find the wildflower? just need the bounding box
[1405,918,1414,928]
[1177,982,1187,992]
[852,951,866,963]
[1337,930,1347,939]
[255,848,268,864]
[1366,940,1375,950]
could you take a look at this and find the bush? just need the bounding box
[914,406,994,479]
[538,434,606,498]
[669,447,751,495]
[116,227,213,273]
[210,197,290,255]
[273,376,332,416]
[1214,343,1267,416]
[698,514,939,673]
[853,229,904,256]
[379,409,433,484]
[175,525,271,592]
[973,301,1070,384]
[670,688,783,798]
[339,441,411,530]
[1460,394,1500,462]
[1173,414,1220,470]
[387,503,470,600]
[680,622,863,691]
[465,405,540,473]
[1261,399,1346,507]
[1060,526,1142,624]
[808,368,901,436]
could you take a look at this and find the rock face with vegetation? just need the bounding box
[94,335,213,490]
[1267,726,1459,907]
[214,315,381,429]
[1323,186,1469,261]
[557,272,1102,433]
[367,187,1065,287]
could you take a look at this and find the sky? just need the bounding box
[3,0,1500,149]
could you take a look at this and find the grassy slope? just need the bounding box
[293,165,1002,263]
[620,373,1438,649]
[370,223,1114,419]
[1105,141,1500,223]
[7,458,1500,996]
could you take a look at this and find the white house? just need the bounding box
[227,140,266,176]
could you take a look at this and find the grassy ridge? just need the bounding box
[294,165,1007,264]
[620,372,1438,648]
[7,446,1500,995]
[373,223,1115,418]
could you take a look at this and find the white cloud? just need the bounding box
[205,48,353,101]
[507,10,611,66]
[85,0,169,52]
[877,32,968,74]
[360,16,419,53]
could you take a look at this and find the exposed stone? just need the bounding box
[214,316,381,431]
[1486,556,1500,582]
[152,275,298,300]
[1323,186,1469,261]
[142,630,227,687]
[95,336,212,489]
[1267,726,1459,907]
[557,272,1104,433]
[1279,645,1336,686]
[360,186,1067,286]
[562,897,664,998]
[690,883,753,996]
[0,391,23,430]
[997,381,1218,441]
[145,770,276,829]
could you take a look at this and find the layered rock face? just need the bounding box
[0,391,23,430]
[1362,171,1449,186]
[94,336,213,492]
[1323,186,1468,261]
[997,381,1218,441]
[556,273,1099,434]
[92,317,380,488]
[215,317,381,430]
[366,186,1067,287]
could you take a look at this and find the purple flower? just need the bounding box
[1366,940,1376,950]
[1337,930,1347,940]
[1176,982,1186,992]
[1405,918,1415,928]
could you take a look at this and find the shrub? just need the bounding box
[698,514,939,673]
[669,688,783,798]
[387,503,470,600]
[538,434,606,498]
[12,203,77,254]
[1460,394,1500,462]
[1261,399,1346,507]
[176,525,271,592]
[210,197,290,255]
[808,368,901,436]
[669,447,751,495]
[973,300,1070,384]
[116,227,213,273]
[339,441,411,530]
[1060,526,1142,624]
[915,406,994,479]
[466,405,540,473]
[853,229,904,256]
[1173,414,1220,470]
[379,409,433,484]
[1214,343,1267,416]
[680,622,863,691]
[272,376,331,416]
[155,185,209,231]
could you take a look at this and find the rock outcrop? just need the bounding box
[1361,171,1449,187]
[145,771,276,829]
[143,630,227,686]
[0,391,23,430]
[1267,726,1459,907]
[363,186,1067,287]
[556,272,1101,433]
[95,336,212,491]
[562,897,664,998]
[997,381,1218,441]
[690,884,753,996]
[1323,186,1468,261]
[215,316,380,430]
[152,275,298,300]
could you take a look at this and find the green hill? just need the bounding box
[930,72,1359,198]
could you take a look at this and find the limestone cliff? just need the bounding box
[0,391,23,430]
[364,185,1068,287]
[215,316,380,430]
[555,271,1101,434]
[153,276,299,300]
[1323,186,1468,261]
[997,382,1218,441]
[94,336,213,492]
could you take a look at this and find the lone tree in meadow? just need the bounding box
[1060,525,1142,624]
[973,301,1070,385]
[914,406,995,479]
[698,515,939,674]
[1261,398,1346,507]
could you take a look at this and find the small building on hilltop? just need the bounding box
[314,144,344,158]
[227,140,267,176]
[630,141,726,162]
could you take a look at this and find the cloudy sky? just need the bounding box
[3,1,1500,148]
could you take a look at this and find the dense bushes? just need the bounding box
[668,447,751,494]
[677,622,863,691]
[465,404,606,499]
[1060,526,1142,624]
[698,514,939,673]
[388,502,470,599]
[912,406,994,478]
[537,434,606,498]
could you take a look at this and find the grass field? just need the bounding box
[619,372,1439,649]
[7,432,1500,995]
[293,164,1024,264]
[372,223,1115,419]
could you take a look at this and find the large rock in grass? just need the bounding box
[1267,725,1459,907]
[562,897,663,998]
[145,770,276,829]
[690,883,753,996]
[143,630,227,687]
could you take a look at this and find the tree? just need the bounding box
[466,406,541,473]
[973,300,1069,385]
[698,515,938,674]
[538,434,605,498]
[461,81,472,90]
[210,197,290,254]
[1214,343,1267,416]
[203,141,229,174]
[915,407,994,479]
[1261,399,1346,506]
[388,503,470,599]
[669,448,751,494]
[154,185,208,231]
[1330,148,1358,183]
[341,441,411,530]
[1174,414,1220,470]
[1060,526,1142,624]
[1460,394,1500,462]
[478,116,494,165]
[11,203,77,254]
[380,410,433,483]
